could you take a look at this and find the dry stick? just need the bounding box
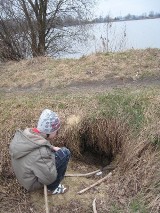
[65,169,101,177]
[92,198,97,213]
[44,185,49,213]
[77,172,112,195]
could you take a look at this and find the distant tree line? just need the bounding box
[93,11,160,23]
[55,11,160,26]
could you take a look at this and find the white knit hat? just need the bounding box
[37,109,60,134]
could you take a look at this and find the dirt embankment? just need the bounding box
[0,48,160,94]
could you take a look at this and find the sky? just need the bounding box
[94,0,160,17]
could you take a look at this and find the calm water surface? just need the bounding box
[60,18,160,59]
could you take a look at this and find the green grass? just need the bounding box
[96,90,150,133]
[150,134,160,148]
[110,204,123,213]
[58,102,68,109]
[129,198,149,213]
[110,200,148,213]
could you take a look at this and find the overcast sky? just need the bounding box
[94,0,160,17]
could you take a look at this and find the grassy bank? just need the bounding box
[0,49,160,213]
[0,48,160,90]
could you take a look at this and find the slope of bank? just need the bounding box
[0,48,160,94]
[0,49,160,213]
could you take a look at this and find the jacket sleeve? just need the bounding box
[33,147,57,185]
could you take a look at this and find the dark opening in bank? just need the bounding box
[62,117,128,168]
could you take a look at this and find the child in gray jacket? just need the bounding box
[10,109,70,194]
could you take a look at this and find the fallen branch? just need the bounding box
[65,169,101,177]
[92,198,97,213]
[77,172,112,195]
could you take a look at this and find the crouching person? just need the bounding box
[9,109,70,195]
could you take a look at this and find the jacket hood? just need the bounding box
[9,129,52,159]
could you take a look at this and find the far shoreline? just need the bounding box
[111,16,160,23]
[92,16,160,24]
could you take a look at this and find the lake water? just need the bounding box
[60,18,160,59]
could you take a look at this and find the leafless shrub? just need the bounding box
[100,21,127,53]
[0,0,95,61]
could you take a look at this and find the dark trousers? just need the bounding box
[47,147,70,191]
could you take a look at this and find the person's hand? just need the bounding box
[52,146,61,152]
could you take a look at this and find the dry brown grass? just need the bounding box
[0,48,160,90]
[59,113,159,212]
[62,117,128,161]
[0,89,159,212]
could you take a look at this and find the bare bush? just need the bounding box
[0,0,94,61]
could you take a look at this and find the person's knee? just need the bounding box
[61,147,71,158]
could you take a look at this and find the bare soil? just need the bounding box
[0,75,160,94]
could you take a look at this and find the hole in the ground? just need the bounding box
[62,117,128,168]
[79,129,114,167]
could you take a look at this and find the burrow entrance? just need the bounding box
[62,117,128,169]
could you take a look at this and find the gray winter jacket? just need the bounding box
[9,128,57,191]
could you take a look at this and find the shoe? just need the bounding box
[48,184,68,195]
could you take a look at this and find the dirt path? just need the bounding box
[66,76,160,93]
[0,76,160,94]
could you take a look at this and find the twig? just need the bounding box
[65,169,101,177]
[44,185,49,213]
[77,172,112,194]
[92,198,97,213]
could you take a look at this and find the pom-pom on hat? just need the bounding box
[37,109,60,134]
